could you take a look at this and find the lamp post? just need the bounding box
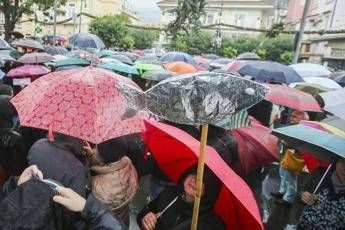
[53,0,57,40]
[79,0,85,33]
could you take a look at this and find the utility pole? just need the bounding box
[79,0,83,33]
[292,0,311,64]
[329,0,338,29]
[53,0,57,42]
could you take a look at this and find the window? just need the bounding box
[206,13,215,24]
[68,3,76,18]
[234,14,245,26]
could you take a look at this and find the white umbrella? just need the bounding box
[290,63,332,78]
[303,77,341,90]
[52,55,68,62]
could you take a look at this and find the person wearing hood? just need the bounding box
[27,132,88,197]
[137,165,225,230]
[298,157,345,229]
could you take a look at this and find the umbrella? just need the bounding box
[134,63,164,74]
[11,67,145,144]
[136,55,159,63]
[134,59,162,65]
[230,117,278,176]
[194,56,209,65]
[265,84,322,112]
[236,52,260,60]
[272,124,345,161]
[322,116,345,133]
[0,54,15,62]
[141,69,176,82]
[211,69,241,76]
[161,52,197,66]
[223,60,247,72]
[43,45,68,55]
[52,55,68,62]
[290,63,333,78]
[237,61,303,84]
[209,58,232,69]
[0,70,5,80]
[17,52,54,64]
[98,50,117,58]
[331,71,345,87]
[121,52,139,61]
[67,49,92,58]
[290,82,331,98]
[69,33,105,49]
[108,54,133,65]
[0,38,11,50]
[55,65,82,72]
[133,49,144,56]
[303,77,341,90]
[143,120,263,230]
[13,39,44,50]
[0,49,23,59]
[7,65,50,78]
[202,54,219,60]
[300,120,345,139]
[100,58,121,64]
[9,31,24,39]
[54,57,90,68]
[98,62,139,75]
[163,61,198,74]
[320,88,345,120]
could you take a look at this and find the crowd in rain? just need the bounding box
[0,33,344,230]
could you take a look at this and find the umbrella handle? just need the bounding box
[313,160,334,195]
[191,124,209,230]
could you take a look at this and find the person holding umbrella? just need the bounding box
[298,157,345,229]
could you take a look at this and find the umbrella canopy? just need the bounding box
[230,117,278,176]
[44,45,68,55]
[290,63,332,78]
[194,56,209,65]
[17,52,54,64]
[133,49,144,56]
[100,58,122,64]
[320,88,345,120]
[331,71,345,87]
[9,31,24,39]
[136,55,159,63]
[0,70,5,80]
[11,67,145,144]
[265,84,322,112]
[13,39,44,50]
[0,49,23,59]
[134,63,164,74]
[98,50,117,58]
[236,52,260,60]
[7,65,50,78]
[69,33,105,49]
[67,49,92,58]
[98,62,139,75]
[323,116,345,133]
[0,54,15,62]
[143,120,263,230]
[303,77,341,90]
[108,54,133,65]
[202,54,219,60]
[0,38,11,50]
[209,58,232,69]
[223,60,247,72]
[237,61,303,84]
[300,120,345,139]
[290,82,331,98]
[52,55,68,62]
[121,52,139,61]
[141,69,177,82]
[134,59,162,65]
[54,57,89,68]
[163,61,198,74]
[272,124,345,161]
[161,52,197,66]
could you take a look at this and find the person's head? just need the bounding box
[0,84,14,97]
[335,157,345,183]
[0,96,16,129]
[290,110,309,124]
[97,136,128,164]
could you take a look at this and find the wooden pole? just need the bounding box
[191,124,209,230]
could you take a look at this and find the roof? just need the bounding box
[310,34,345,42]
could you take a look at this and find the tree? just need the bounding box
[129,28,159,49]
[89,15,133,49]
[167,32,213,55]
[0,0,66,41]
[167,0,206,37]
[222,47,237,58]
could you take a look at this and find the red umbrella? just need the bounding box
[229,117,278,176]
[143,119,263,230]
[265,84,322,112]
[7,65,50,78]
[224,60,247,72]
[11,67,145,144]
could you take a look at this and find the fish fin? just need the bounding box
[116,82,145,120]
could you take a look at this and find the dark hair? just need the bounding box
[0,84,13,96]
[97,136,128,164]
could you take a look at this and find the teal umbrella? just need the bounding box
[54,57,90,67]
[98,50,117,58]
[98,62,139,75]
[272,124,345,161]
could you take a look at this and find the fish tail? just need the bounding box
[116,82,145,120]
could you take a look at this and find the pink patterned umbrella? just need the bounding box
[17,52,53,64]
[6,65,51,78]
[11,67,145,144]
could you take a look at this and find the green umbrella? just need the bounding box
[54,57,89,67]
[0,49,23,59]
[134,63,164,75]
[98,62,139,75]
[98,50,117,58]
[291,82,331,98]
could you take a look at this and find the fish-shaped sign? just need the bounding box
[116,72,268,125]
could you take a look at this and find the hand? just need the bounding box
[17,165,43,186]
[141,212,158,230]
[53,187,86,212]
[301,191,317,206]
[83,141,95,158]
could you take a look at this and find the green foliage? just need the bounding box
[261,35,294,62]
[129,29,159,49]
[167,32,213,55]
[167,0,206,37]
[220,36,261,56]
[280,51,293,64]
[266,23,285,38]
[253,48,267,59]
[222,47,238,58]
[89,15,133,49]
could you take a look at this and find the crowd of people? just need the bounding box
[0,35,344,230]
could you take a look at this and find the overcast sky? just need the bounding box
[130,0,161,23]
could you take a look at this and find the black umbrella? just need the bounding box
[141,69,176,82]
[108,54,133,65]
[202,54,219,60]
[236,52,261,60]
[44,45,68,55]
[332,71,345,87]
[121,52,139,61]
[237,61,304,84]
[69,33,105,49]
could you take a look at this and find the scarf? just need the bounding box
[331,171,345,194]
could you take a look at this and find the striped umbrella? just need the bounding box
[265,84,322,112]
[212,110,251,131]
